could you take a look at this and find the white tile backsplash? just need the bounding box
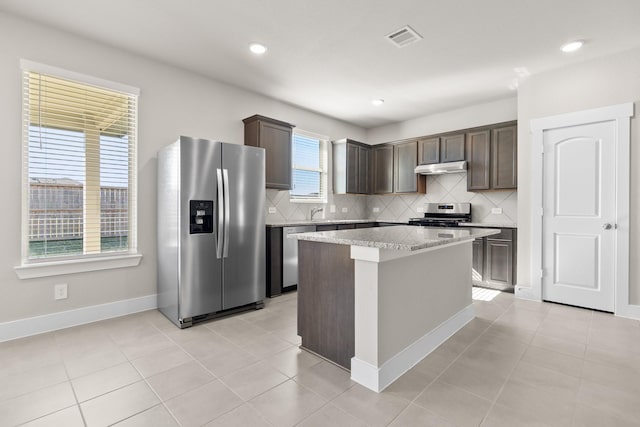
[265,189,367,222]
[366,172,517,224]
[266,172,517,224]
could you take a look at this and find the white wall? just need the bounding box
[366,97,517,144]
[0,12,365,324]
[517,47,640,305]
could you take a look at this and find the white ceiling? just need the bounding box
[3,0,640,128]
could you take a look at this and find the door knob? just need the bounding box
[602,223,613,230]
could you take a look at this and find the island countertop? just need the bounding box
[266,219,406,227]
[289,225,499,251]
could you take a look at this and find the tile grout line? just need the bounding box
[455,297,533,427]
[568,308,596,426]
[478,301,592,426]
[79,319,183,427]
[390,296,516,426]
[151,309,306,426]
[143,319,235,427]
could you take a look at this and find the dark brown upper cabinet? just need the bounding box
[333,139,370,195]
[418,134,465,165]
[418,137,440,165]
[357,145,371,194]
[371,144,394,194]
[466,122,517,191]
[440,134,465,162]
[466,130,491,190]
[243,115,295,190]
[393,140,420,193]
[491,125,518,189]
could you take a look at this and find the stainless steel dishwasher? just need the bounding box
[283,226,316,290]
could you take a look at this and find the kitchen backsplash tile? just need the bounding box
[266,172,516,224]
[265,189,367,222]
[366,173,517,224]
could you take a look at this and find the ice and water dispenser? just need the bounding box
[189,200,213,234]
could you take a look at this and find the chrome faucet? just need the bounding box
[310,207,324,220]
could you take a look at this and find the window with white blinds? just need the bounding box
[290,132,327,203]
[21,63,138,261]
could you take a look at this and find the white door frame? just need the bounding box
[528,103,634,317]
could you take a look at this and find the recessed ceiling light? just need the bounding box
[249,43,267,55]
[371,99,384,106]
[561,40,583,53]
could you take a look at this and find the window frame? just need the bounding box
[289,130,328,204]
[16,60,141,278]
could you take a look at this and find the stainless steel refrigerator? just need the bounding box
[157,136,265,328]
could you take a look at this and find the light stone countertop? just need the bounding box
[289,225,500,251]
[266,219,406,227]
[266,219,515,228]
[460,222,517,229]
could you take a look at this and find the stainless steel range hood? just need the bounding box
[414,160,467,175]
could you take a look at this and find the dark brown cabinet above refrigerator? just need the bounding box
[243,115,295,190]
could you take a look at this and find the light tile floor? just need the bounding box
[1,290,640,426]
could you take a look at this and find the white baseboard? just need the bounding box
[351,304,475,392]
[515,283,541,301]
[616,303,640,320]
[0,294,158,342]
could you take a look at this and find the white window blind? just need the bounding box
[290,132,327,203]
[21,65,138,261]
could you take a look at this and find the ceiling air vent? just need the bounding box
[386,25,422,48]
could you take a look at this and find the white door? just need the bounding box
[542,121,616,311]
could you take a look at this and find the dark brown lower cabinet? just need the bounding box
[472,228,517,291]
[267,222,378,298]
[315,223,358,232]
[266,227,283,297]
[485,239,513,286]
[472,238,485,282]
[297,240,354,370]
[355,222,377,228]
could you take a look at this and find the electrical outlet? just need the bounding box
[372,207,380,213]
[329,205,336,213]
[268,207,276,214]
[491,207,503,214]
[341,207,348,213]
[54,283,68,300]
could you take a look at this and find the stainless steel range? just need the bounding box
[408,203,471,227]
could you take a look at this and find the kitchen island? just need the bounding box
[291,225,499,392]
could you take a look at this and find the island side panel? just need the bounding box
[351,241,475,392]
[297,240,355,370]
[377,241,473,365]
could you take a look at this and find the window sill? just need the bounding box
[15,253,143,279]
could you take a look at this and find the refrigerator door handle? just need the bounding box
[216,168,224,259]
[222,168,231,258]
